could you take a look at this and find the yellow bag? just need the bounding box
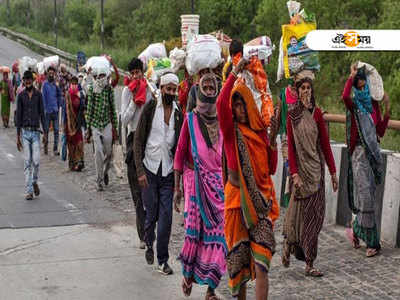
[282,22,318,78]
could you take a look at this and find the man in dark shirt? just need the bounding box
[16,71,48,200]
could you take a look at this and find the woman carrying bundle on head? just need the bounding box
[341,64,390,258]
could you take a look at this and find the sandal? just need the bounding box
[182,277,193,297]
[305,267,324,277]
[345,228,361,249]
[205,292,220,300]
[366,248,379,258]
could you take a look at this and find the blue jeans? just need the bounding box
[45,112,59,151]
[142,166,174,265]
[22,130,41,194]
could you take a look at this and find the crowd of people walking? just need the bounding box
[0,32,391,299]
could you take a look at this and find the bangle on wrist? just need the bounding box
[231,70,238,78]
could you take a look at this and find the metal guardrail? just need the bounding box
[323,113,400,131]
[0,26,129,77]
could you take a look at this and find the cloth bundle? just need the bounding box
[244,36,274,64]
[169,47,186,73]
[146,58,173,83]
[139,43,167,66]
[185,34,223,76]
[356,61,384,101]
[85,56,111,77]
[43,55,60,71]
[18,56,38,75]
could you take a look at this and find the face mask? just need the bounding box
[93,77,108,93]
[163,93,175,105]
[48,75,54,82]
[26,85,33,91]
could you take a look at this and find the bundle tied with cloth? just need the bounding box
[232,35,275,127]
[185,34,223,76]
[277,1,319,82]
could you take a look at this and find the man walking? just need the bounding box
[121,58,152,249]
[42,66,63,155]
[16,71,48,200]
[134,73,183,275]
[85,70,118,191]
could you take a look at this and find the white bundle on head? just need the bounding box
[185,34,223,76]
[85,56,111,77]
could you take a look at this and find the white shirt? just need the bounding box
[120,86,152,134]
[143,96,178,177]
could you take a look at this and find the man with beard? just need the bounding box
[134,73,183,275]
[85,70,118,192]
[16,71,48,200]
[42,66,63,155]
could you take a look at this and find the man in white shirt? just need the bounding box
[134,73,183,275]
[121,58,152,249]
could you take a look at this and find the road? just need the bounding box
[1,33,400,300]
[0,33,207,300]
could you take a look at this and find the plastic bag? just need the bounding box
[282,22,319,78]
[37,62,45,75]
[357,61,384,101]
[287,1,301,17]
[169,48,186,73]
[85,56,111,76]
[276,37,285,82]
[185,34,223,76]
[146,58,173,83]
[139,43,167,66]
[18,56,38,75]
[244,36,274,64]
[43,55,60,71]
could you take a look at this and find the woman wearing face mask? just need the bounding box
[64,76,85,171]
[342,64,390,258]
[282,77,338,277]
[173,73,226,300]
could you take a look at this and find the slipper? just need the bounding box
[345,228,361,249]
[205,292,221,300]
[366,248,379,258]
[305,268,324,277]
[182,277,192,297]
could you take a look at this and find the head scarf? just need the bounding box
[195,73,218,116]
[195,73,220,147]
[352,66,372,114]
[160,73,179,87]
[93,76,109,94]
[353,65,367,88]
[230,81,265,132]
[295,77,316,109]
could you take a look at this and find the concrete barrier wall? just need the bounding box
[381,154,400,247]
